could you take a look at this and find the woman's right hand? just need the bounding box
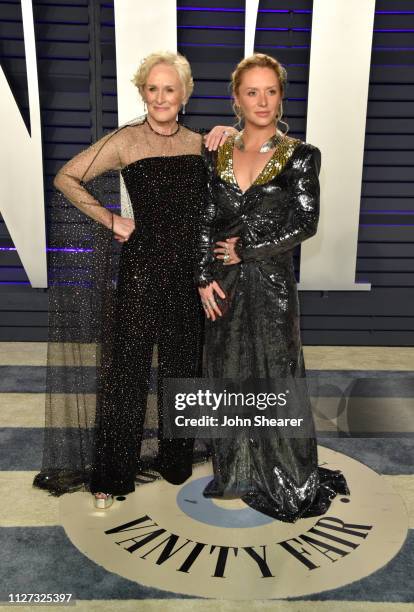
[198,281,226,321]
[204,126,238,151]
[112,214,136,243]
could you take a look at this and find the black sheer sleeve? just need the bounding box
[195,147,217,287]
[235,144,321,263]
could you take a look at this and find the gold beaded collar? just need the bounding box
[216,134,301,188]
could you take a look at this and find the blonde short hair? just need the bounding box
[131,51,194,103]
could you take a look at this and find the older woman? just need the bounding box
[33,52,233,509]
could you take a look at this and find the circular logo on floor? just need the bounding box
[60,446,408,600]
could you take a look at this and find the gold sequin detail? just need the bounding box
[217,136,236,184]
[217,134,301,188]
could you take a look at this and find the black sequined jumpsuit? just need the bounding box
[30,118,208,498]
[90,152,207,495]
[196,136,349,522]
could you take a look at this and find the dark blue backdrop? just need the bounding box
[0,0,413,344]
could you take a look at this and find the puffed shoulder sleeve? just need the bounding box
[194,147,217,287]
[235,144,321,263]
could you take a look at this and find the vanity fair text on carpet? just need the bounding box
[104,514,373,577]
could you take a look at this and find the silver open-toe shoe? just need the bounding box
[93,493,114,510]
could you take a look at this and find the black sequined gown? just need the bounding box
[90,154,206,494]
[32,119,206,496]
[196,135,349,522]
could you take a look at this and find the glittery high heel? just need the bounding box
[93,493,113,510]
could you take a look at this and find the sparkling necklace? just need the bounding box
[145,117,180,137]
[234,131,284,153]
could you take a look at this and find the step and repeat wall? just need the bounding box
[0,0,413,344]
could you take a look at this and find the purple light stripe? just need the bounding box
[373,47,414,50]
[177,6,312,13]
[38,56,89,62]
[35,20,88,26]
[178,6,413,13]
[0,247,93,253]
[178,25,244,30]
[0,18,24,24]
[0,282,30,286]
[259,9,311,13]
[255,45,309,49]
[36,37,90,44]
[1,37,26,42]
[374,29,414,32]
[257,27,310,32]
[178,25,311,32]
[1,55,27,60]
[48,248,94,253]
[180,43,309,49]
[177,6,245,12]
[376,10,414,14]
[179,43,243,48]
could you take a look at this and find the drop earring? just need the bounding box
[182,103,186,115]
